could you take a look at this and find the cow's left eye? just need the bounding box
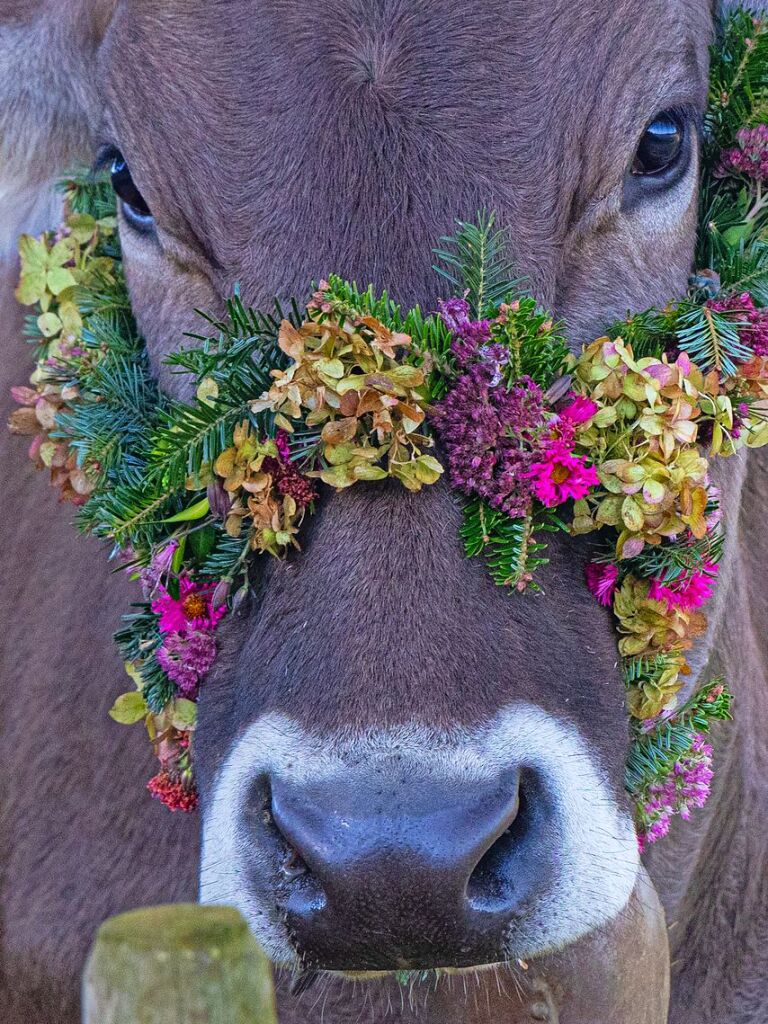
[632,112,685,176]
[109,152,155,233]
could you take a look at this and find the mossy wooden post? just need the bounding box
[82,904,278,1024]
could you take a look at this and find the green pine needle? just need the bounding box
[676,303,754,376]
[460,498,556,591]
[432,212,523,318]
[625,678,733,796]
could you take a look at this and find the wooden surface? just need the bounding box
[82,904,278,1024]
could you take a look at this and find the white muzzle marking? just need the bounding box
[200,704,639,965]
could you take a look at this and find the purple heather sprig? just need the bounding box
[156,630,218,699]
[437,297,492,365]
[638,734,714,850]
[431,361,549,517]
[717,124,768,182]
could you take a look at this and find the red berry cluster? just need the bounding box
[147,771,199,812]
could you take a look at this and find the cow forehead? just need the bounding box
[98,0,711,303]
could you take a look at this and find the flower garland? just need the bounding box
[8,11,768,847]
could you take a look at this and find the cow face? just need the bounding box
[85,0,713,974]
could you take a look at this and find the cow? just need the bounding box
[1,2,766,1022]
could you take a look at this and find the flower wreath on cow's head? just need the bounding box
[9,10,768,848]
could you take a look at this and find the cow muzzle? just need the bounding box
[268,768,537,970]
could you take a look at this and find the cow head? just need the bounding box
[6,0,723,982]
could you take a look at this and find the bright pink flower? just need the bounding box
[526,442,600,507]
[648,561,719,610]
[585,562,620,607]
[151,576,226,635]
[560,395,599,425]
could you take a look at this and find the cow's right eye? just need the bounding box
[631,111,686,178]
[110,153,155,233]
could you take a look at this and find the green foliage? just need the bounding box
[622,530,724,585]
[710,234,768,304]
[114,603,175,713]
[707,10,768,158]
[460,498,560,591]
[198,531,252,588]
[604,306,677,360]
[494,296,570,387]
[626,679,733,796]
[697,11,768,296]
[60,170,116,221]
[432,212,522,318]
[57,355,159,476]
[676,302,755,376]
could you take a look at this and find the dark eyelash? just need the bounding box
[92,143,121,176]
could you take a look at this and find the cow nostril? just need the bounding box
[466,783,530,913]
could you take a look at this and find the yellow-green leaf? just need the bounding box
[352,462,388,481]
[49,236,77,266]
[37,312,62,337]
[621,495,645,532]
[109,691,149,725]
[389,365,425,388]
[413,454,444,484]
[17,234,48,272]
[319,464,356,489]
[315,358,345,379]
[274,413,295,432]
[324,443,354,465]
[196,376,219,405]
[164,497,210,522]
[170,698,198,731]
[67,212,97,243]
[15,271,47,305]
[46,266,77,296]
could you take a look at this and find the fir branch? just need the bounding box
[113,603,175,713]
[605,307,677,360]
[495,297,570,388]
[622,530,724,584]
[707,11,768,157]
[460,498,552,591]
[626,678,732,796]
[81,472,179,547]
[152,386,268,489]
[432,213,522,318]
[676,303,754,376]
[59,170,116,220]
[199,531,252,583]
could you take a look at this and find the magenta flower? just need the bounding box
[157,629,218,698]
[526,442,600,507]
[151,576,227,635]
[648,561,719,611]
[585,562,620,607]
[560,395,599,425]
